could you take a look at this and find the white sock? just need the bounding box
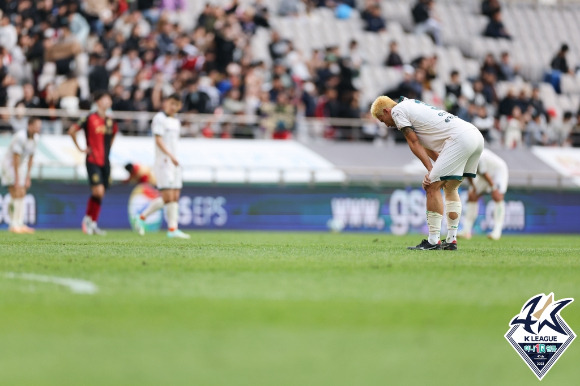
[463,201,479,235]
[12,198,24,227]
[445,201,462,243]
[492,200,505,237]
[427,211,442,245]
[140,197,165,219]
[166,202,179,231]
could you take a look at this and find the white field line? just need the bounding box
[3,272,98,294]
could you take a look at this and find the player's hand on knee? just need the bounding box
[422,173,431,190]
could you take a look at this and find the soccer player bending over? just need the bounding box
[69,91,118,236]
[1,117,41,233]
[134,93,190,239]
[124,163,156,186]
[371,96,484,250]
[461,149,509,240]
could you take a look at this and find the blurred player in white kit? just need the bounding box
[461,148,509,240]
[133,93,190,239]
[1,117,41,233]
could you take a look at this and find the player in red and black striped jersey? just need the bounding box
[68,91,118,235]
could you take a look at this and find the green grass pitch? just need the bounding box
[1,231,579,386]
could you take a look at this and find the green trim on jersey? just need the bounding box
[440,175,463,181]
[463,173,477,178]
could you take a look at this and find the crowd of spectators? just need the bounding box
[439,47,580,149]
[0,0,578,146]
[0,0,371,140]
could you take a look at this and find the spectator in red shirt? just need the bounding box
[68,91,118,235]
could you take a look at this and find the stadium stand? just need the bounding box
[0,0,579,148]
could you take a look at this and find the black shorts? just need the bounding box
[86,161,111,189]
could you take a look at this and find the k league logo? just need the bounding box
[505,293,575,380]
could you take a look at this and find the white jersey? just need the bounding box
[472,149,509,194]
[477,149,508,176]
[2,130,38,171]
[391,98,479,152]
[1,130,38,186]
[151,111,181,164]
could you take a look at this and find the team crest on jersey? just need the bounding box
[505,293,575,380]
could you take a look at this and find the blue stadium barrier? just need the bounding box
[1,182,579,234]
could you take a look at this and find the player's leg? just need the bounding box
[89,184,105,219]
[426,181,445,245]
[442,179,463,248]
[18,162,36,233]
[460,188,481,239]
[8,184,26,233]
[90,164,112,236]
[165,168,189,239]
[86,184,106,235]
[3,166,22,233]
[137,193,165,221]
[84,162,103,234]
[488,172,508,240]
[134,163,166,235]
[17,185,35,234]
[135,194,165,236]
[438,130,482,250]
[166,190,189,239]
[408,180,444,250]
[165,189,178,232]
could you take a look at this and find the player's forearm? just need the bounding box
[69,131,83,152]
[27,157,34,176]
[425,148,439,161]
[155,137,175,159]
[484,173,494,187]
[12,154,20,182]
[72,139,83,152]
[409,142,433,172]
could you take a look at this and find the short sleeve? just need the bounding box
[151,114,165,136]
[391,105,412,130]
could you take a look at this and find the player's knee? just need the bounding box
[425,182,442,194]
[443,182,460,193]
[92,187,105,199]
[12,188,24,198]
[443,187,457,195]
[445,201,462,221]
[492,191,503,202]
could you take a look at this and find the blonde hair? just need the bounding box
[370,96,397,119]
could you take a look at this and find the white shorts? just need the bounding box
[472,169,509,195]
[1,164,26,187]
[429,129,484,183]
[155,162,182,190]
